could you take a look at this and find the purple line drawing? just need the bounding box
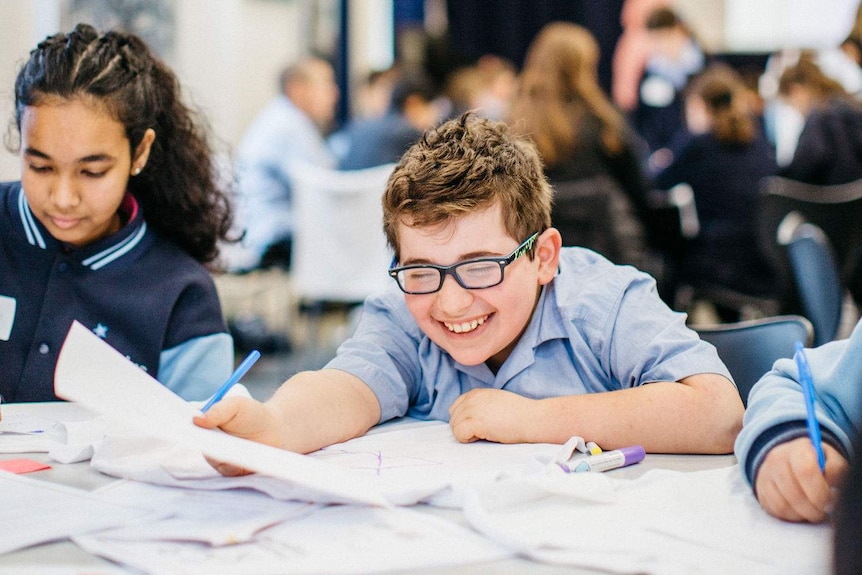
[312,448,443,476]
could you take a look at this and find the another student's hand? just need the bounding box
[448,388,537,443]
[193,396,284,476]
[754,437,849,523]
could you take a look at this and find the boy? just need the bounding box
[195,114,742,473]
[735,318,861,523]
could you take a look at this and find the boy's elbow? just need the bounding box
[686,373,744,453]
[708,377,745,453]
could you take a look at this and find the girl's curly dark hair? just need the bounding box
[13,23,234,266]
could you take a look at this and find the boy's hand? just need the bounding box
[754,437,849,522]
[193,396,284,476]
[449,388,536,443]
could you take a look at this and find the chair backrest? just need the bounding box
[696,315,814,406]
[646,182,701,240]
[552,175,664,280]
[758,175,862,295]
[552,176,647,263]
[777,213,845,346]
[644,182,700,264]
[289,162,396,304]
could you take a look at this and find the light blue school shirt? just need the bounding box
[327,247,732,424]
[735,318,862,486]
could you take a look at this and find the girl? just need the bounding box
[778,54,862,186]
[508,22,660,282]
[1,23,235,402]
[652,64,778,319]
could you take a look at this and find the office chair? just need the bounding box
[648,183,780,319]
[644,183,699,305]
[758,175,862,302]
[553,176,650,266]
[777,213,845,346]
[288,162,396,349]
[696,315,814,406]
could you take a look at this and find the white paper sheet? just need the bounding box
[0,413,66,453]
[94,480,318,545]
[75,504,512,575]
[54,321,387,506]
[310,418,593,506]
[459,466,832,575]
[0,471,162,554]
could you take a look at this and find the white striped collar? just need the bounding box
[81,221,148,270]
[17,186,147,270]
[17,186,46,249]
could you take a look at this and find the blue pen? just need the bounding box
[794,341,826,472]
[200,349,261,413]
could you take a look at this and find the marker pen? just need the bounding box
[569,445,645,473]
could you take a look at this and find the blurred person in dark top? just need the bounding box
[653,64,778,319]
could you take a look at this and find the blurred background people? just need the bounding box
[442,54,517,120]
[351,66,401,121]
[777,53,862,186]
[331,69,441,169]
[612,0,671,113]
[652,64,778,320]
[224,57,339,273]
[633,6,706,159]
[219,56,338,354]
[508,22,661,280]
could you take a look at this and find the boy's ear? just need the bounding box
[535,228,562,285]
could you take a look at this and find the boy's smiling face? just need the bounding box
[397,202,559,371]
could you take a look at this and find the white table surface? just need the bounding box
[0,402,738,575]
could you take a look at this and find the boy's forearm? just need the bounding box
[265,369,382,454]
[532,374,743,454]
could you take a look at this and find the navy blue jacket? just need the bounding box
[0,182,232,402]
[652,132,779,297]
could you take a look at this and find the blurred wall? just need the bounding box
[0,0,304,181]
[0,0,857,182]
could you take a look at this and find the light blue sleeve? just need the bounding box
[559,252,732,388]
[610,274,732,387]
[734,319,862,486]
[158,333,235,401]
[325,286,423,423]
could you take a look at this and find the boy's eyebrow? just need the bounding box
[24,147,116,164]
[401,249,506,266]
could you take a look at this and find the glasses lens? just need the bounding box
[397,268,441,294]
[455,260,503,288]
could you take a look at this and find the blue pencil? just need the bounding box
[794,341,826,472]
[200,349,261,413]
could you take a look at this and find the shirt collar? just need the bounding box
[16,186,148,270]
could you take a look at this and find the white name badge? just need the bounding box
[0,295,16,341]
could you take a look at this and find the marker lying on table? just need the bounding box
[585,441,602,455]
[794,341,826,472]
[553,436,603,464]
[200,349,261,413]
[560,445,646,473]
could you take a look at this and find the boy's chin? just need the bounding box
[437,342,495,367]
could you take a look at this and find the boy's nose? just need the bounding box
[435,274,473,315]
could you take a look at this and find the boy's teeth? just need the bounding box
[445,316,486,333]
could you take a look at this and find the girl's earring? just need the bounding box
[133,167,142,176]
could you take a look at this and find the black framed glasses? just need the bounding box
[388,232,539,295]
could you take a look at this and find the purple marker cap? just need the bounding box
[619,445,646,465]
[571,444,646,472]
